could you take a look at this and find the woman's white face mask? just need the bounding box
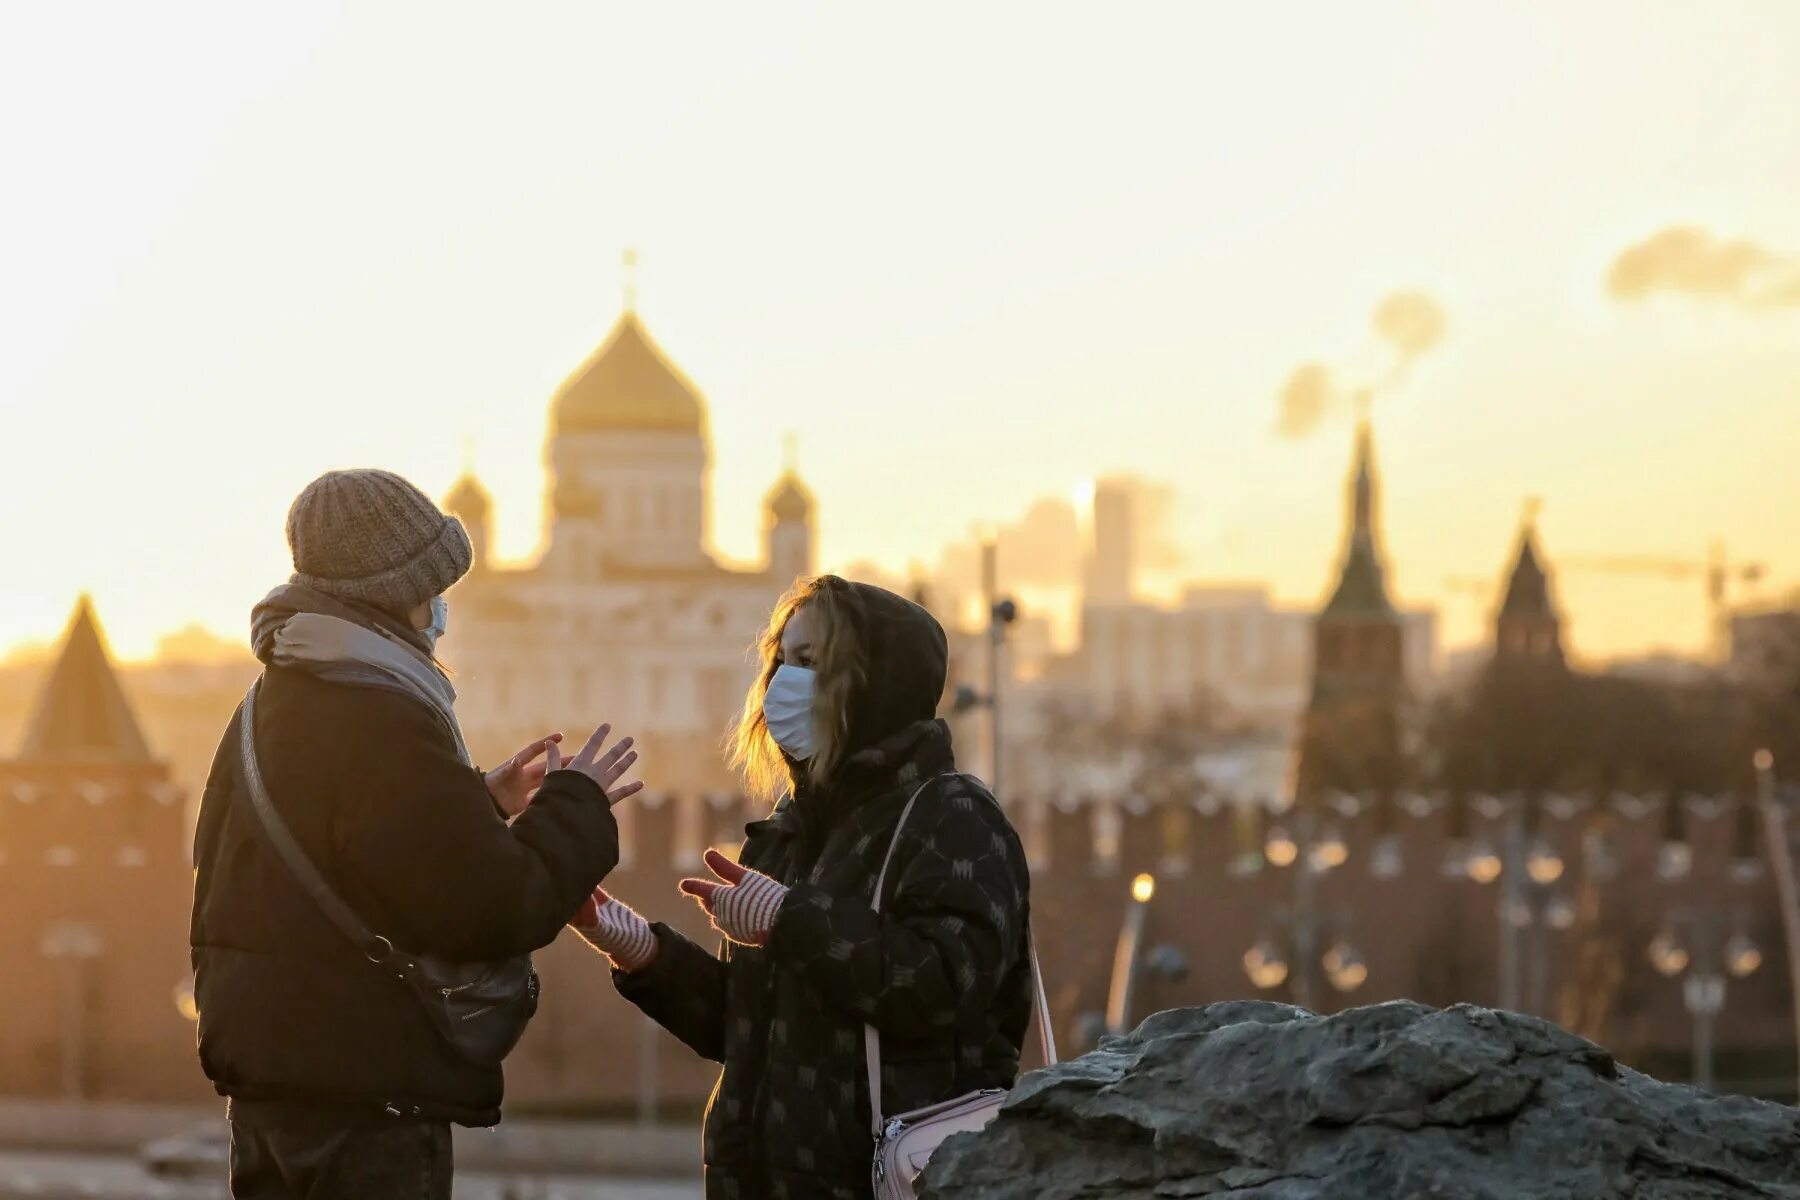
[762,664,819,761]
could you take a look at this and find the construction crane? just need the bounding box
[1446,542,1765,661]
[1557,542,1765,661]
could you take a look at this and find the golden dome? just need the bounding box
[765,471,814,522]
[445,472,492,521]
[552,313,705,435]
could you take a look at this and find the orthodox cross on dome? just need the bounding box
[622,247,639,315]
[782,431,800,474]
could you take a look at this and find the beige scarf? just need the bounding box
[268,611,472,766]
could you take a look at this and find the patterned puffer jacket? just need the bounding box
[615,586,1032,1200]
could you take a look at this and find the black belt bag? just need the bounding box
[235,679,538,1068]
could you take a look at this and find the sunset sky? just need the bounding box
[3,2,1798,663]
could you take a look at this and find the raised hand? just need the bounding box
[547,722,644,806]
[484,733,563,819]
[568,885,658,972]
[679,848,789,947]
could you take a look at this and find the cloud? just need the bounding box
[1278,361,1336,439]
[1372,290,1448,367]
[1607,226,1800,308]
[1276,290,1448,440]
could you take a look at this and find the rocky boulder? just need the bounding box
[923,1000,1800,1199]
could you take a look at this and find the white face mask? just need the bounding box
[762,664,819,761]
[418,595,449,649]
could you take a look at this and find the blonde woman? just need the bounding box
[572,576,1033,1200]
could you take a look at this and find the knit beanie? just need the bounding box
[285,469,473,616]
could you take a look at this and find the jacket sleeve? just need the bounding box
[613,923,730,1062]
[331,691,620,962]
[765,796,1028,1038]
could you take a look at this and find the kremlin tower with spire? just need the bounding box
[0,597,202,1101]
[1296,421,1408,800]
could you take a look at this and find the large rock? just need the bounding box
[923,1001,1800,1199]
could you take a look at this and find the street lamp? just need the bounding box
[1753,748,1800,1100]
[1311,820,1349,871]
[1321,940,1368,993]
[1648,906,1761,1091]
[1105,873,1156,1035]
[1261,794,1354,1009]
[1542,895,1578,932]
[1242,939,1290,990]
[1264,823,1299,868]
[1526,838,1565,885]
[1244,911,1366,999]
[1368,833,1404,880]
[1725,933,1763,978]
[1465,838,1503,885]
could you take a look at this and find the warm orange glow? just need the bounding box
[1,7,1796,666]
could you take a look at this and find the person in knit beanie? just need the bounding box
[191,466,645,1200]
[286,468,474,620]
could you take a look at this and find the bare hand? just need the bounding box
[547,722,644,807]
[484,733,562,819]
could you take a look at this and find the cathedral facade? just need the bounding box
[443,307,816,808]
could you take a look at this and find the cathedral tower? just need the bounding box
[544,284,711,577]
[764,449,816,587]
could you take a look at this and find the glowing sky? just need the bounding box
[3,2,1798,662]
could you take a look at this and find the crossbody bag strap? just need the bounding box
[862,773,1057,1140]
[236,680,394,963]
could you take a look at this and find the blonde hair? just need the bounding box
[728,575,866,803]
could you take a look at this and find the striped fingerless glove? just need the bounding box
[570,889,659,972]
[679,848,789,947]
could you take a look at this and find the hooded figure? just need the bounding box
[572,577,1033,1200]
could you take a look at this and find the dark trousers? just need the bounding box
[228,1105,452,1200]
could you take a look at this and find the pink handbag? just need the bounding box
[867,775,1057,1199]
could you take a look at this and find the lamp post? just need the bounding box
[1105,873,1156,1034]
[1467,797,1569,1015]
[1242,906,1368,1000]
[957,540,1018,797]
[1754,749,1800,1099]
[1261,798,1353,1009]
[42,921,103,1100]
[1648,905,1761,1091]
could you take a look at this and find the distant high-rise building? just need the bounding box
[1085,479,1137,606]
[0,597,200,1101]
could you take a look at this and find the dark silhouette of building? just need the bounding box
[1495,513,1566,670]
[0,597,201,1101]
[1297,420,1406,799]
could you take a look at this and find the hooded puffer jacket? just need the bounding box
[616,583,1032,1200]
